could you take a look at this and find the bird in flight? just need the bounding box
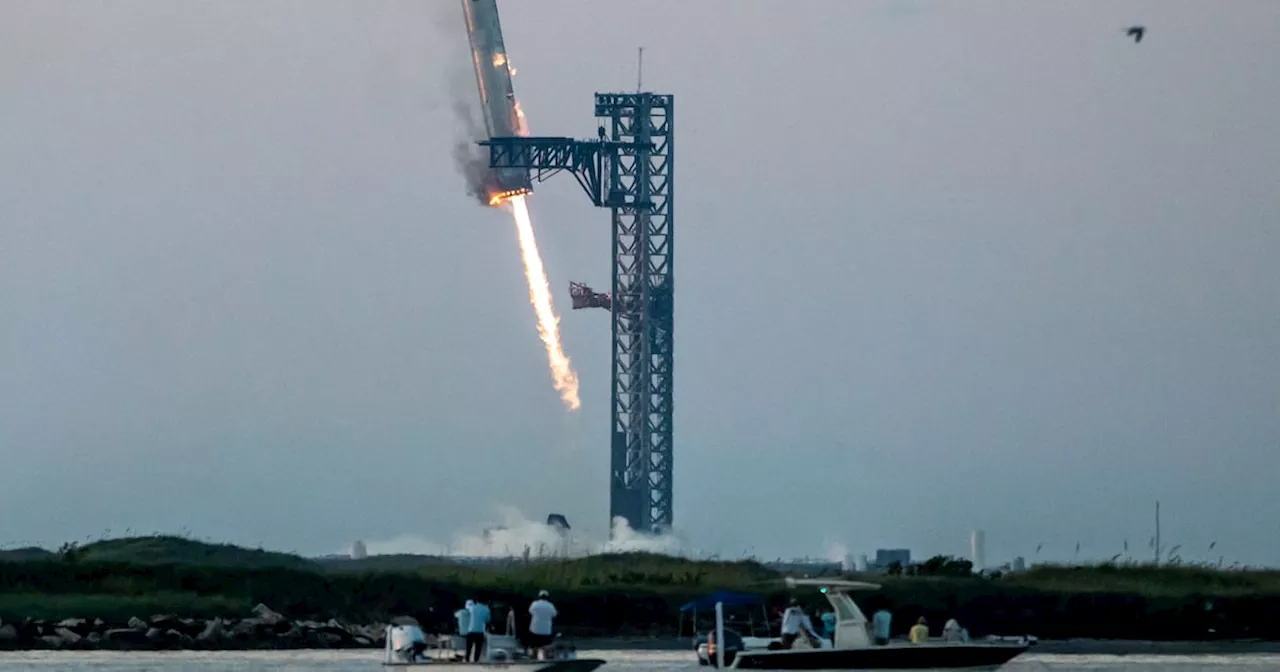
[1127,26,1146,43]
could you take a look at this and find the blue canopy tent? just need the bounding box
[680,591,762,613]
[678,591,772,640]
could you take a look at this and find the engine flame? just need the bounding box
[513,101,529,137]
[506,194,580,411]
[482,89,576,409]
[489,187,531,206]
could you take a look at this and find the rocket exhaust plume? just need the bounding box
[457,0,580,410]
[506,195,580,410]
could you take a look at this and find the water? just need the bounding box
[1,650,1278,671]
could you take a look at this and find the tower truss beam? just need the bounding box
[481,135,643,208]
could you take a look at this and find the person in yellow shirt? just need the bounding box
[909,617,930,644]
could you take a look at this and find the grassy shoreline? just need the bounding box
[2,537,1279,642]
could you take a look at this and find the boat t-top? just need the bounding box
[704,578,1030,670]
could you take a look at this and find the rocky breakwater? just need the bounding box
[0,604,390,651]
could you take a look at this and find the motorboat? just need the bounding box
[696,634,777,666]
[704,578,1030,670]
[382,624,605,671]
[680,591,780,665]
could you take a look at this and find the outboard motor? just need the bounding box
[706,628,745,668]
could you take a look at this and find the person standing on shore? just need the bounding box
[466,599,491,662]
[527,590,558,659]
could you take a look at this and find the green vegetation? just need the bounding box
[0,547,54,563]
[0,592,249,623]
[2,537,1278,640]
[1004,563,1280,597]
[45,536,317,570]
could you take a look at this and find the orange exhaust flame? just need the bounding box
[486,94,576,409]
[506,194,580,410]
[513,101,529,137]
[489,187,531,206]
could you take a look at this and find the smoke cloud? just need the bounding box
[431,1,498,204]
[602,516,683,555]
[823,541,849,564]
[451,94,499,205]
[362,507,683,558]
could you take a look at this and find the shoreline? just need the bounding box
[7,542,1280,647]
[1029,638,1280,655]
[575,636,1280,655]
[4,628,1280,655]
[4,601,1279,656]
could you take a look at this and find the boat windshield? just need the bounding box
[829,592,860,623]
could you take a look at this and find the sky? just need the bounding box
[1,0,1277,567]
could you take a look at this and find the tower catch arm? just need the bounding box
[482,136,607,207]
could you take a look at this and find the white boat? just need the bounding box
[696,636,777,666]
[704,578,1031,670]
[382,626,605,671]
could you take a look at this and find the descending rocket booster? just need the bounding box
[461,0,533,203]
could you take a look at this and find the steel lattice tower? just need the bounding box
[599,93,673,533]
[482,92,674,535]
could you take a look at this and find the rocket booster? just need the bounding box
[461,0,532,199]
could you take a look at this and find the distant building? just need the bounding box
[1012,556,1026,572]
[871,549,911,573]
[865,547,916,573]
[970,530,986,572]
[350,540,367,560]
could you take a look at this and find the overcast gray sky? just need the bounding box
[2,0,1277,566]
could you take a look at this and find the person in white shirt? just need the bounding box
[390,622,428,662]
[526,590,558,657]
[942,618,967,643]
[466,599,492,662]
[779,599,820,649]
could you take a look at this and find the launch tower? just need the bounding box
[482,92,674,535]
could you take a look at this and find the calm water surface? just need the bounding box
[1,650,1278,671]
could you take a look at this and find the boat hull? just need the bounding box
[383,659,606,672]
[730,644,1027,670]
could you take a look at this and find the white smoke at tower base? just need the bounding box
[362,507,682,558]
